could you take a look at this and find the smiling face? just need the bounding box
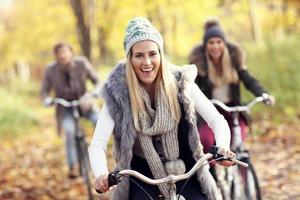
[206,37,225,62]
[130,40,161,88]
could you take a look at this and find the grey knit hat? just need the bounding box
[123,17,164,55]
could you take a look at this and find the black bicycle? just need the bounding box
[52,94,97,200]
[210,97,264,200]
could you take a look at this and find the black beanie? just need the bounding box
[203,19,225,45]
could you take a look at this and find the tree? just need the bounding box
[69,0,91,59]
[0,0,77,80]
[248,0,262,43]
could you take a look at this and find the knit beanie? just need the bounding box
[203,19,226,45]
[123,17,164,55]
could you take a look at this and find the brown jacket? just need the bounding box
[40,56,100,133]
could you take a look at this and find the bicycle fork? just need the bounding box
[168,183,186,200]
[231,112,242,151]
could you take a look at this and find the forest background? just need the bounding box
[0,0,300,136]
[0,0,299,199]
[0,0,299,136]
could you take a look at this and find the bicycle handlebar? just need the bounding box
[118,153,212,185]
[53,98,80,107]
[96,146,248,194]
[210,96,264,113]
[51,92,98,108]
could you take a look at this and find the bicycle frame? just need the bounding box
[53,98,82,136]
[121,154,213,200]
[211,97,264,151]
[210,97,264,200]
[53,97,95,200]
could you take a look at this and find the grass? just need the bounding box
[242,35,300,123]
[0,80,41,138]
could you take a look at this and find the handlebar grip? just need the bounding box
[231,158,248,167]
[108,171,119,186]
[95,171,120,194]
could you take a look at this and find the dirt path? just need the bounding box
[249,122,300,200]
[0,119,299,200]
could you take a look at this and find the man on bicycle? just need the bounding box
[40,42,101,178]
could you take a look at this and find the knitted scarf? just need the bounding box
[138,84,186,199]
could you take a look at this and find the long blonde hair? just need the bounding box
[206,46,239,87]
[126,50,181,131]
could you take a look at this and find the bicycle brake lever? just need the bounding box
[108,171,120,187]
[95,171,120,194]
[210,145,220,159]
[210,146,248,167]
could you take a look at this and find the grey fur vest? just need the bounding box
[102,61,218,200]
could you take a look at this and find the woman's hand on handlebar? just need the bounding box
[216,146,236,167]
[262,93,276,106]
[94,174,109,193]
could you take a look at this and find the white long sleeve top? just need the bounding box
[88,82,231,178]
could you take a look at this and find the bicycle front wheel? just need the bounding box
[76,133,94,200]
[239,162,261,200]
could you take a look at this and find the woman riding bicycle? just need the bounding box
[89,17,236,200]
[188,18,275,153]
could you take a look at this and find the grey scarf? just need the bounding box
[138,84,186,199]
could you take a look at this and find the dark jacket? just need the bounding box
[40,56,100,133]
[189,42,267,106]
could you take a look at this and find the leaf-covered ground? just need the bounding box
[249,120,300,200]
[0,118,299,200]
[0,117,110,200]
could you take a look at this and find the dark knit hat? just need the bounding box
[203,19,226,45]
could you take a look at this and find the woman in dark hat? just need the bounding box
[189,18,275,153]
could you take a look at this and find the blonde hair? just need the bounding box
[206,46,239,87]
[126,50,181,131]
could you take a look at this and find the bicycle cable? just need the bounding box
[119,174,155,200]
[176,156,227,200]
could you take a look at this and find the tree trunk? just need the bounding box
[248,0,263,43]
[98,26,109,64]
[96,0,116,65]
[69,0,91,59]
[15,61,30,82]
[88,0,98,64]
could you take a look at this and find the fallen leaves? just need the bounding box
[0,118,299,200]
[249,120,300,200]
[0,124,109,200]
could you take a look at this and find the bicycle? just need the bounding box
[51,93,98,200]
[96,146,248,200]
[210,97,264,200]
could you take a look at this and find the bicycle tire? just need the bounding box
[238,162,262,200]
[231,166,247,200]
[214,164,249,200]
[76,132,95,200]
[213,165,232,200]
